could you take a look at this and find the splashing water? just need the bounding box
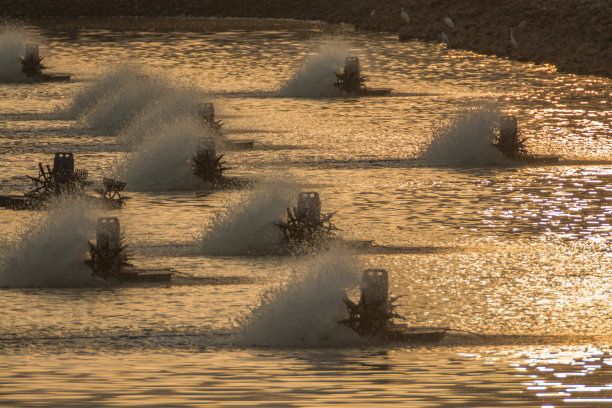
[58,68,190,136]
[76,74,169,134]
[117,88,208,149]
[115,117,213,191]
[422,105,509,166]
[278,39,351,97]
[237,247,362,346]
[58,67,143,120]
[0,25,38,83]
[0,199,99,287]
[201,180,300,255]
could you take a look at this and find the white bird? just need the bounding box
[441,31,449,45]
[444,16,455,29]
[510,28,518,49]
[370,9,375,17]
[400,8,410,23]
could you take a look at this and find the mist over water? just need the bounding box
[278,40,351,97]
[0,199,98,288]
[75,72,168,133]
[58,68,206,138]
[115,117,212,191]
[238,248,362,346]
[0,25,37,83]
[117,89,206,149]
[201,180,300,255]
[1,20,611,408]
[58,68,143,120]
[422,105,509,166]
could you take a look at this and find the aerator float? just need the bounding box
[341,269,446,342]
[334,57,391,97]
[20,44,70,83]
[85,217,174,283]
[494,115,559,164]
[197,103,254,150]
[276,192,337,250]
[0,152,128,210]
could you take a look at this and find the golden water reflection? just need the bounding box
[513,347,612,407]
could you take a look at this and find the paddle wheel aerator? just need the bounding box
[276,192,337,248]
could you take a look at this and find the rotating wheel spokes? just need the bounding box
[85,242,124,279]
[192,150,226,184]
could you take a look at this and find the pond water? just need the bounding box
[0,18,610,407]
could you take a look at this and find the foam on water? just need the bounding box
[201,180,300,255]
[278,39,351,97]
[0,199,100,287]
[237,247,362,346]
[0,25,38,83]
[115,117,212,191]
[422,105,510,166]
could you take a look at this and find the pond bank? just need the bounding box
[3,0,611,78]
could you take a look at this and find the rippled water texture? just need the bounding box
[0,18,610,407]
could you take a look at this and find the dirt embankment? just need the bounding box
[3,0,611,78]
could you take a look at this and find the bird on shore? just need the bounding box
[441,32,449,45]
[400,8,410,23]
[510,28,518,49]
[370,9,375,17]
[444,16,455,29]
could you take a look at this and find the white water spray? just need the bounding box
[117,89,207,149]
[0,199,99,287]
[238,248,362,346]
[422,105,509,166]
[201,180,300,255]
[58,67,141,119]
[279,40,352,97]
[0,25,39,82]
[115,117,213,191]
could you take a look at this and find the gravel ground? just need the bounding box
[2,0,611,78]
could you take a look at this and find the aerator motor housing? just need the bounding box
[28,152,91,197]
[342,269,399,336]
[85,217,128,280]
[198,102,223,132]
[341,269,448,342]
[335,57,367,95]
[85,217,174,284]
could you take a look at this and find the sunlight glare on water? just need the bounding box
[0,17,610,407]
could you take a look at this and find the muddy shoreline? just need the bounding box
[3,0,611,78]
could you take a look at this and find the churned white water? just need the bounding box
[0,18,611,408]
[0,25,40,82]
[238,247,362,346]
[201,180,300,254]
[0,198,99,287]
[422,104,509,166]
[278,39,351,97]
